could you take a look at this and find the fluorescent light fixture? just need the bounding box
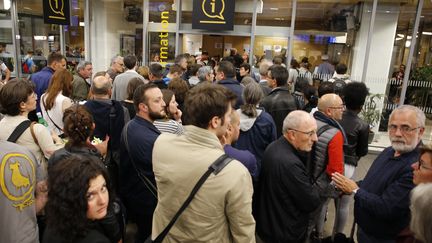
[48,36,54,41]
[422,32,432,35]
[270,7,279,11]
[34,36,47,40]
[405,40,411,48]
[395,37,403,41]
[3,0,10,10]
[335,33,347,44]
[397,34,404,38]
[79,22,85,27]
[24,7,32,10]
[385,11,390,13]
[407,36,412,40]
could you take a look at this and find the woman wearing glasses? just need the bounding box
[409,144,432,243]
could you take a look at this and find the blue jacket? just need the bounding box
[30,67,54,112]
[235,109,277,178]
[224,144,257,178]
[354,145,420,239]
[119,116,160,214]
[218,78,244,109]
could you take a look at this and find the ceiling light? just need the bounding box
[3,0,10,10]
[34,36,47,41]
[24,7,32,10]
[422,32,432,35]
[270,7,279,11]
[79,22,85,27]
[405,40,411,48]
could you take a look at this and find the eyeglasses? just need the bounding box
[418,158,432,171]
[31,93,38,100]
[288,128,317,137]
[388,125,420,134]
[329,105,345,110]
[116,62,124,67]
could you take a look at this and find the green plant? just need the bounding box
[360,93,383,129]
[410,66,432,81]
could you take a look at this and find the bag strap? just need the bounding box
[7,120,32,143]
[153,154,233,243]
[41,94,63,132]
[29,122,40,146]
[123,122,158,198]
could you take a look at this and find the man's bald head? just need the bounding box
[318,94,344,120]
[91,75,112,95]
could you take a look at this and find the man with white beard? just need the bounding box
[332,105,425,243]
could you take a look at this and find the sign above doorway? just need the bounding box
[192,0,235,31]
[43,0,70,25]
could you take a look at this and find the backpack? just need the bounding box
[295,71,311,92]
[333,77,348,95]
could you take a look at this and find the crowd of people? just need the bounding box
[0,49,431,243]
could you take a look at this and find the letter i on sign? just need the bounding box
[211,0,216,13]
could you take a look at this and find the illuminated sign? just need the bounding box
[43,0,71,25]
[192,0,235,31]
[159,5,169,66]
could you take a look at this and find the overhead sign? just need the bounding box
[192,0,235,31]
[43,0,71,25]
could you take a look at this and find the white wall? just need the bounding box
[351,3,399,93]
[182,34,203,55]
[90,0,137,73]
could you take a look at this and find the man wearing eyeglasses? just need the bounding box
[106,55,124,81]
[332,105,425,243]
[309,93,347,241]
[256,110,321,243]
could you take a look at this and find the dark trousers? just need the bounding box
[357,227,395,243]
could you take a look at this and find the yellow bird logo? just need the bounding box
[9,162,30,190]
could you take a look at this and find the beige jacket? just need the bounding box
[152,125,256,243]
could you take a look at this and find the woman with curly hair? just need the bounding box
[44,154,118,243]
[41,69,73,136]
[154,89,184,134]
[47,105,108,168]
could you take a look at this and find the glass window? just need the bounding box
[148,0,176,64]
[0,2,14,81]
[17,0,61,75]
[65,0,85,70]
[90,0,144,73]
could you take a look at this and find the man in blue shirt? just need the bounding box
[30,52,66,113]
[332,105,426,243]
[119,83,166,243]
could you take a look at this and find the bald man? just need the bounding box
[309,93,347,241]
[84,75,130,191]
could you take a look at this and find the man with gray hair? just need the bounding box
[257,110,321,243]
[71,60,93,101]
[107,55,124,81]
[258,59,272,95]
[197,66,214,84]
[333,105,426,243]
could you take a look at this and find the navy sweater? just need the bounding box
[354,145,420,239]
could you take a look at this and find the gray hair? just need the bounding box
[282,110,312,134]
[241,76,255,86]
[410,183,432,243]
[390,105,426,128]
[259,59,273,76]
[240,82,264,117]
[110,55,123,66]
[197,66,212,82]
[76,61,92,72]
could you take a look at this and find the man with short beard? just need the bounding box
[119,83,166,243]
[332,105,426,243]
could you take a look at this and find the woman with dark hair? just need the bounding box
[235,82,277,178]
[302,85,318,113]
[121,77,143,119]
[44,154,117,243]
[154,89,184,134]
[167,77,189,112]
[0,79,63,167]
[41,69,73,136]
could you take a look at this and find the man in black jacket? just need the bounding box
[260,65,299,137]
[257,110,321,243]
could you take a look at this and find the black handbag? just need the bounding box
[144,154,233,243]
